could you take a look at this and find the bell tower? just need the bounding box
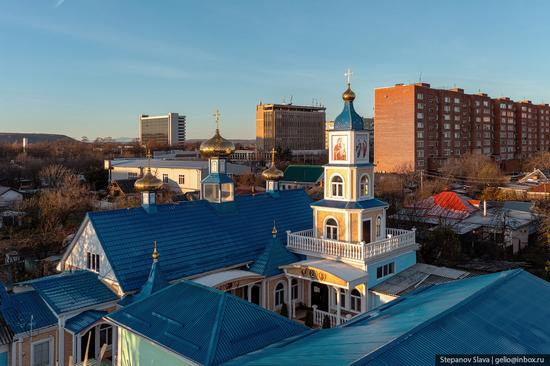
[312,70,388,245]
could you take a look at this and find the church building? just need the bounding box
[1,73,417,366]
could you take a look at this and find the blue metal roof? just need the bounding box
[334,100,364,131]
[202,173,234,184]
[225,270,550,366]
[107,280,309,366]
[250,235,300,277]
[119,259,169,307]
[27,271,118,315]
[87,190,312,292]
[0,290,57,335]
[65,310,107,334]
[311,198,388,210]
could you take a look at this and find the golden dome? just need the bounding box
[134,168,163,191]
[200,110,235,158]
[200,129,235,158]
[134,151,163,191]
[342,84,356,102]
[262,148,284,181]
[152,241,159,261]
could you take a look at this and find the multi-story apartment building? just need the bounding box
[256,103,326,153]
[374,83,550,172]
[139,113,186,146]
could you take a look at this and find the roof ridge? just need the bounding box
[351,270,522,365]
[204,292,227,366]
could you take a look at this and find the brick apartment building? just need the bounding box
[256,103,326,153]
[374,83,550,172]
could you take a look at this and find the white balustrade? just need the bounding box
[312,306,354,328]
[287,228,416,263]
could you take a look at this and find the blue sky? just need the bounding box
[0,0,549,140]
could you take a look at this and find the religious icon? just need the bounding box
[332,136,347,161]
[355,135,368,159]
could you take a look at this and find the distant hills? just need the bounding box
[0,133,75,144]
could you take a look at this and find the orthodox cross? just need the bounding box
[270,147,276,165]
[213,109,220,130]
[345,68,353,85]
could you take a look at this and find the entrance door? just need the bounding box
[311,282,329,311]
[251,285,260,305]
[363,220,371,243]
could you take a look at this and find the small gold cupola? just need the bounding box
[262,148,284,193]
[134,151,164,192]
[200,110,235,158]
[134,150,163,212]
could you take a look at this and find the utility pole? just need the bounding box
[420,170,424,192]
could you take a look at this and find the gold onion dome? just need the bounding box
[262,149,284,181]
[342,84,356,102]
[134,152,164,191]
[200,110,235,158]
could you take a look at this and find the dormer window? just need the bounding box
[360,175,369,197]
[330,175,344,198]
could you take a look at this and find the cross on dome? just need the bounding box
[345,68,353,85]
[213,109,220,130]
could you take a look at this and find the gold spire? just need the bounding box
[199,109,236,158]
[134,149,164,191]
[272,221,277,237]
[261,148,284,181]
[152,241,159,261]
[343,68,356,102]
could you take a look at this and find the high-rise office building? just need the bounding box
[139,113,186,146]
[256,103,326,152]
[374,83,550,172]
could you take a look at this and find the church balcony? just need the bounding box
[286,228,416,264]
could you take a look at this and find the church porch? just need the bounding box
[281,259,368,328]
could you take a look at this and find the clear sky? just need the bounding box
[1,0,549,140]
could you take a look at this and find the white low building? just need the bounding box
[0,186,23,208]
[104,159,251,193]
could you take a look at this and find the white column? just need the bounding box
[334,287,341,325]
[247,285,252,303]
[112,326,118,366]
[261,279,267,309]
[287,277,292,319]
[361,283,367,313]
[76,334,82,363]
[58,318,65,366]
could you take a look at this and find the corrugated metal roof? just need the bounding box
[0,290,57,335]
[250,236,300,277]
[27,271,118,315]
[107,280,308,366]
[87,190,312,292]
[119,260,168,307]
[371,263,469,296]
[282,165,324,184]
[65,310,107,334]
[225,270,550,366]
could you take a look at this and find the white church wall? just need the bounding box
[65,219,119,289]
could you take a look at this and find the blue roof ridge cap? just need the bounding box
[349,269,523,366]
[204,293,228,366]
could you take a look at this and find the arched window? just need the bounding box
[275,282,285,306]
[331,175,344,197]
[291,279,299,300]
[351,289,361,312]
[376,216,382,238]
[325,218,339,240]
[360,175,369,197]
